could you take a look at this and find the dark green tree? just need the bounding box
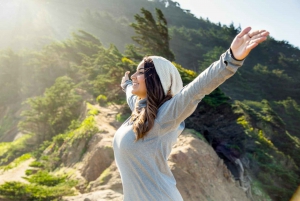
[130,8,175,61]
[19,76,82,142]
[124,44,144,61]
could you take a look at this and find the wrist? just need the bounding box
[121,80,132,91]
[230,48,245,61]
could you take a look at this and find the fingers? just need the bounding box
[121,71,130,85]
[247,30,269,49]
[237,27,270,41]
[124,71,130,79]
[248,29,263,38]
[251,36,268,44]
[247,36,267,51]
[247,42,259,51]
[236,27,252,38]
[249,30,269,39]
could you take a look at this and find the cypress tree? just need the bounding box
[130,8,175,61]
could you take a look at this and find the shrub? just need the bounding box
[116,113,130,122]
[96,94,108,106]
[23,171,67,187]
[53,134,67,147]
[29,161,44,168]
[25,169,38,176]
[0,181,27,200]
[0,180,77,201]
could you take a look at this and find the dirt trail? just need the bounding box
[94,104,122,134]
[0,158,34,185]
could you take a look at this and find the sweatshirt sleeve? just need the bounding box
[121,80,137,111]
[156,49,244,132]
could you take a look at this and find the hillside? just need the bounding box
[2,0,300,103]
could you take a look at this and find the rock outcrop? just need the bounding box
[169,129,250,201]
[80,133,114,182]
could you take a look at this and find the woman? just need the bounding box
[113,27,269,201]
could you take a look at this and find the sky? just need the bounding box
[175,0,300,49]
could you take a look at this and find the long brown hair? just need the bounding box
[130,57,172,141]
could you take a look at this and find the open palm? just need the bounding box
[231,27,269,60]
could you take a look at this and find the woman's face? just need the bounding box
[130,62,147,99]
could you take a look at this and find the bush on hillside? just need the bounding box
[0,180,77,201]
[23,171,67,187]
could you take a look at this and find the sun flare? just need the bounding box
[0,0,61,49]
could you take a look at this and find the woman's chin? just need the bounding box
[131,90,146,99]
[131,89,137,95]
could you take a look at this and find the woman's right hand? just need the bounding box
[121,71,130,87]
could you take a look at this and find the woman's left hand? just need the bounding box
[230,27,269,60]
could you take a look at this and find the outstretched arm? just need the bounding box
[156,27,269,132]
[121,71,137,111]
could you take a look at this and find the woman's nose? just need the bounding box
[130,73,136,80]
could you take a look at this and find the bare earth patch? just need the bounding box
[0,158,34,185]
